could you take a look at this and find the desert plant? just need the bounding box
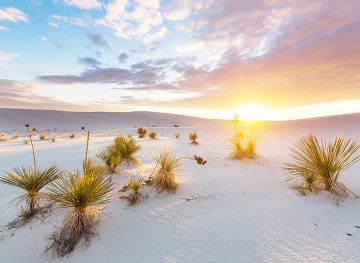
[189,132,199,145]
[229,133,258,160]
[70,134,75,139]
[39,134,46,140]
[175,132,180,139]
[0,134,7,142]
[12,134,19,140]
[97,145,121,173]
[149,152,206,192]
[46,131,112,257]
[149,131,157,139]
[137,127,147,138]
[114,136,141,166]
[119,178,145,205]
[0,124,61,221]
[24,139,29,144]
[284,135,360,202]
[127,134,133,138]
[51,137,56,143]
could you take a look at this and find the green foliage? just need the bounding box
[284,134,360,202]
[189,132,199,145]
[0,166,62,215]
[137,127,147,138]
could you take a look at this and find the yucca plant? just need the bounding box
[0,124,62,223]
[51,137,56,143]
[114,136,141,166]
[12,134,19,140]
[149,131,157,139]
[189,132,199,145]
[175,132,180,139]
[119,178,145,205]
[284,135,360,202]
[46,131,113,257]
[137,127,147,138]
[39,134,46,140]
[229,133,258,160]
[70,134,75,139]
[149,151,207,192]
[97,145,121,173]
[24,139,29,144]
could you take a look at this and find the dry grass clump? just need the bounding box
[0,134,7,142]
[46,161,113,257]
[51,137,56,143]
[137,127,147,138]
[0,124,62,226]
[189,132,199,145]
[24,139,29,144]
[98,136,140,173]
[119,178,146,205]
[175,132,180,139]
[151,151,181,192]
[70,134,75,139]
[229,133,258,160]
[39,134,46,140]
[284,134,360,203]
[12,134,19,140]
[149,131,157,139]
[127,134,133,138]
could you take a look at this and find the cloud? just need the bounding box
[39,36,47,41]
[87,32,110,48]
[0,51,17,67]
[61,0,102,10]
[48,22,59,28]
[0,7,28,23]
[175,41,205,53]
[50,15,87,27]
[96,0,164,41]
[0,25,9,31]
[118,53,129,63]
[78,56,102,67]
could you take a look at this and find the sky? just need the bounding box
[0,0,360,120]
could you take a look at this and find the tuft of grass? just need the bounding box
[119,178,145,205]
[151,151,181,192]
[284,134,360,203]
[51,137,56,143]
[149,131,157,139]
[175,132,180,139]
[0,134,7,142]
[12,134,19,140]
[114,136,141,166]
[46,167,113,257]
[137,127,147,138]
[24,139,29,144]
[189,132,199,145]
[69,134,75,139]
[229,133,258,160]
[39,134,46,140]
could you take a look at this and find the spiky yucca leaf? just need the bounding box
[285,134,360,200]
[1,166,62,214]
[114,136,140,166]
[152,151,181,192]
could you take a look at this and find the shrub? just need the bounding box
[149,131,157,139]
[229,133,258,160]
[114,136,141,166]
[51,137,56,143]
[284,135,360,202]
[127,134,133,138]
[24,139,29,144]
[175,132,180,139]
[0,134,7,142]
[12,134,19,140]
[137,127,147,138]
[46,165,113,257]
[151,151,180,192]
[0,124,61,223]
[97,145,121,173]
[119,178,145,205]
[189,132,199,145]
[39,134,46,140]
[70,134,75,139]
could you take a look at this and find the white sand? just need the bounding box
[0,111,360,263]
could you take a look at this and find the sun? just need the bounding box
[237,104,269,121]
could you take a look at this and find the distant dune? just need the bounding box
[0,108,228,130]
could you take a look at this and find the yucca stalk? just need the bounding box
[233,113,239,136]
[284,135,360,201]
[0,124,62,217]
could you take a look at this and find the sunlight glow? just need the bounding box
[237,104,270,121]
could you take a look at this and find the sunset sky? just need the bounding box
[0,0,359,120]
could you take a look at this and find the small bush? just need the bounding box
[127,134,133,138]
[70,134,75,139]
[174,124,179,127]
[114,136,141,166]
[51,137,56,143]
[229,133,258,160]
[24,139,29,144]
[39,134,46,140]
[149,131,157,139]
[137,127,147,138]
[0,134,7,142]
[120,178,145,205]
[175,132,180,139]
[284,135,360,203]
[97,145,121,173]
[12,134,19,140]
[189,132,199,145]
